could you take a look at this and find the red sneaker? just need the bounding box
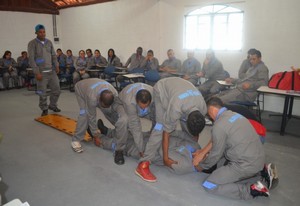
[135,161,157,182]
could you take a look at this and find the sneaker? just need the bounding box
[71,141,83,153]
[49,106,61,112]
[114,150,125,165]
[250,181,269,198]
[97,119,108,135]
[261,163,279,189]
[41,109,48,116]
[135,161,157,182]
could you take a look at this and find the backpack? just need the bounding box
[268,71,300,91]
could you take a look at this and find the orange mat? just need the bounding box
[35,114,92,142]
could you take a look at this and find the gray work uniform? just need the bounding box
[93,56,108,67]
[181,57,201,85]
[124,53,145,72]
[140,77,207,163]
[72,79,119,142]
[17,56,30,81]
[101,130,201,175]
[238,59,251,79]
[118,83,155,153]
[28,38,60,111]
[200,108,265,200]
[73,57,90,84]
[0,58,18,88]
[217,61,269,103]
[198,58,227,96]
[107,56,121,67]
[159,58,181,78]
[141,57,159,71]
[86,55,94,69]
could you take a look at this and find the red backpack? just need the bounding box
[268,71,300,91]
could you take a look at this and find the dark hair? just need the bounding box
[206,97,224,109]
[78,50,85,55]
[187,111,205,136]
[252,49,262,58]
[94,49,100,53]
[21,51,27,55]
[67,49,72,54]
[136,89,152,104]
[86,49,92,53]
[100,90,114,107]
[167,49,173,53]
[247,48,256,55]
[147,50,154,55]
[108,48,116,63]
[57,48,62,52]
[3,50,11,59]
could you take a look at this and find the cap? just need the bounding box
[35,24,45,32]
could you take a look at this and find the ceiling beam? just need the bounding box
[58,0,115,9]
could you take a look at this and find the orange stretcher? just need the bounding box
[35,114,92,141]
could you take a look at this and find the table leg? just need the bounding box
[288,96,294,119]
[280,96,290,135]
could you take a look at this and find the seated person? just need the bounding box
[239,48,257,79]
[197,49,227,97]
[0,50,19,89]
[193,97,278,200]
[56,48,67,72]
[73,50,90,85]
[17,51,30,87]
[124,47,145,72]
[159,49,181,78]
[217,49,269,104]
[107,48,122,67]
[89,49,108,78]
[65,49,75,75]
[86,48,94,69]
[181,51,201,85]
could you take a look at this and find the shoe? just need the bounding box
[71,141,83,153]
[261,163,279,189]
[49,106,61,112]
[114,150,125,165]
[87,126,93,138]
[97,119,108,135]
[41,110,48,116]
[135,161,157,182]
[250,181,269,198]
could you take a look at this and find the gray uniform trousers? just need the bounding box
[102,130,200,175]
[100,102,128,151]
[36,71,60,111]
[217,87,256,104]
[73,71,90,84]
[198,80,225,97]
[2,70,18,88]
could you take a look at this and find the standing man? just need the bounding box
[28,24,61,116]
[193,97,278,200]
[135,77,207,182]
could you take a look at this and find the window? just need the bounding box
[184,5,244,50]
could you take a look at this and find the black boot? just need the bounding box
[41,110,48,116]
[114,150,125,165]
[97,119,108,135]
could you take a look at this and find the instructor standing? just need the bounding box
[28,24,61,116]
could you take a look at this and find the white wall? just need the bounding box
[0,11,62,58]
[0,0,299,115]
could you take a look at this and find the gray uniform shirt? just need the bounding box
[118,83,154,152]
[107,56,121,67]
[160,58,181,71]
[141,57,159,71]
[125,53,145,71]
[202,58,226,80]
[155,77,207,133]
[181,57,201,80]
[238,59,252,79]
[200,108,265,172]
[75,78,118,134]
[28,38,58,75]
[93,56,108,67]
[75,57,88,71]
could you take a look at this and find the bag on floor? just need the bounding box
[268,71,300,91]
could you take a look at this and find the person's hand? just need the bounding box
[242,82,251,90]
[139,152,144,158]
[55,66,59,74]
[94,136,102,147]
[225,78,232,83]
[196,72,204,77]
[163,157,178,168]
[183,75,190,80]
[36,73,43,81]
[192,149,208,166]
[79,70,85,75]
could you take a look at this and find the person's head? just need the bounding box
[99,90,114,108]
[147,50,154,58]
[56,48,62,56]
[249,49,262,67]
[35,24,46,40]
[66,49,73,57]
[136,47,143,56]
[187,50,195,59]
[3,50,11,59]
[108,48,115,58]
[136,89,152,109]
[21,51,27,58]
[187,111,205,137]
[78,50,85,58]
[167,49,175,60]
[206,49,215,61]
[94,49,100,57]
[206,97,224,121]
[86,49,92,57]
[247,48,256,59]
